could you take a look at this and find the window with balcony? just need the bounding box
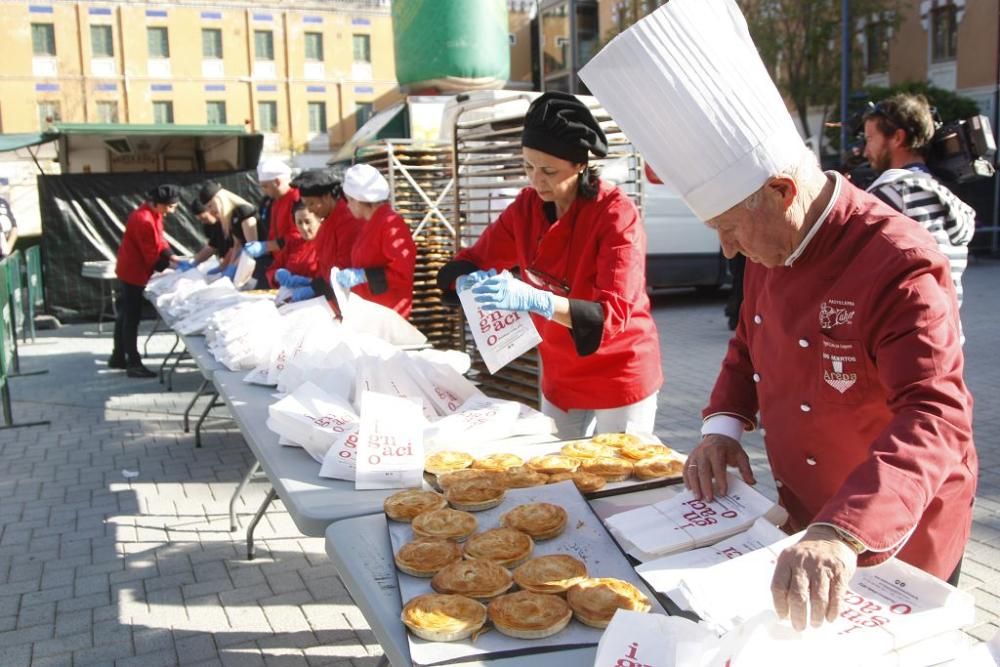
[153,101,174,124]
[96,101,118,124]
[31,23,55,55]
[202,28,223,58]
[305,32,324,61]
[931,3,958,62]
[90,25,113,57]
[147,27,169,58]
[258,101,278,132]
[254,30,274,60]
[865,20,890,73]
[206,101,227,125]
[352,34,371,63]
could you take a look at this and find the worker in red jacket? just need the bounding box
[436,92,663,438]
[276,169,362,310]
[333,164,416,317]
[111,184,185,378]
[242,159,301,284]
[579,0,976,631]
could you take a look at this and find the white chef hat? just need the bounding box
[579,0,807,221]
[342,164,390,203]
[256,158,292,182]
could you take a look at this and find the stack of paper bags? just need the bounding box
[604,474,788,561]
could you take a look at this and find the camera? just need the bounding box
[926,114,996,184]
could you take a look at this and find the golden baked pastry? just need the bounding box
[394,538,463,577]
[471,453,524,472]
[634,455,684,480]
[444,479,505,512]
[500,502,568,540]
[431,559,513,599]
[425,451,474,476]
[401,593,487,642]
[383,489,447,522]
[512,555,587,594]
[488,591,572,639]
[436,468,505,491]
[411,508,478,542]
[621,442,673,461]
[526,454,580,475]
[463,527,534,568]
[580,456,634,482]
[590,433,641,449]
[547,471,607,493]
[503,465,549,488]
[560,440,617,459]
[567,578,652,628]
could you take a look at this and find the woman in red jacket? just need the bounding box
[334,164,416,317]
[436,92,663,437]
[110,184,184,378]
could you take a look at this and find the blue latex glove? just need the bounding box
[206,265,223,276]
[456,268,497,293]
[176,260,195,272]
[472,274,555,319]
[243,241,268,258]
[221,264,237,280]
[291,285,316,302]
[275,268,312,288]
[336,268,367,289]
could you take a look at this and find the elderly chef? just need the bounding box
[581,0,976,632]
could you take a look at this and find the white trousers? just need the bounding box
[540,391,659,440]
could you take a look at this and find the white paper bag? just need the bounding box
[318,427,360,481]
[458,271,542,373]
[354,391,426,490]
[267,382,359,463]
[593,610,717,667]
[422,394,522,448]
[341,294,427,347]
[404,353,483,417]
[234,250,256,288]
[329,266,352,316]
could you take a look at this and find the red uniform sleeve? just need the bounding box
[813,247,972,557]
[379,216,417,296]
[589,196,651,341]
[131,210,167,270]
[453,192,527,272]
[702,314,760,430]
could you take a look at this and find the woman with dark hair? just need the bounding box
[436,92,662,437]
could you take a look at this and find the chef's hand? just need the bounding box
[275,268,311,288]
[243,241,267,258]
[336,268,367,289]
[771,525,858,631]
[290,285,316,302]
[456,269,497,293]
[472,273,555,319]
[683,433,756,502]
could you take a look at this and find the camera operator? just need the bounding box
[863,93,976,311]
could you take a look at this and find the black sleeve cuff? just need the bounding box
[568,299,605,357]
[275,237,286,250]
[311,277,334,300]
[436,259,481,306]
[364,267,388,295]
[154,249,172,272]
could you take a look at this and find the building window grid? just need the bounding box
[355,101,373,129]
[90,24,114,57]
[931,4,958,63]
[352,34,371,63]
[147,26,169,58]
[96,101,119,123]
[865,20,890,74]
[305,32,324,61]
[254,30,275,61]
[153,101,174,124]
[37,101,61,130]
[202,28,223,58]
[258,101,278,132]
[308,101,327,134]
[206,101,227,125]
[31,23,56,56]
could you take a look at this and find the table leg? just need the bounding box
[246,487,277,560]
[194,391,222,448]
[229,459,261,531]
[183,379,210,433]
[158,334,180,384]
[166,350,190,392]
[143,315,164,358]
[97,280,106,334]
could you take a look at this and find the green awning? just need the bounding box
[49,122,251,136]
[0,133,54,153]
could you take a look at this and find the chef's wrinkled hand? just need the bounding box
[275,268,311,288]
[456,268,497,293]
[771,525,858,631]
[336,268,367,289]
[290,285,316,302]
[683,433,756,502]
[472,274,555,319]
[243,241,267,258]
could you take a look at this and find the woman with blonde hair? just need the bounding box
[198,182,268,284]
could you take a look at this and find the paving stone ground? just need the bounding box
[1,258,998,665]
